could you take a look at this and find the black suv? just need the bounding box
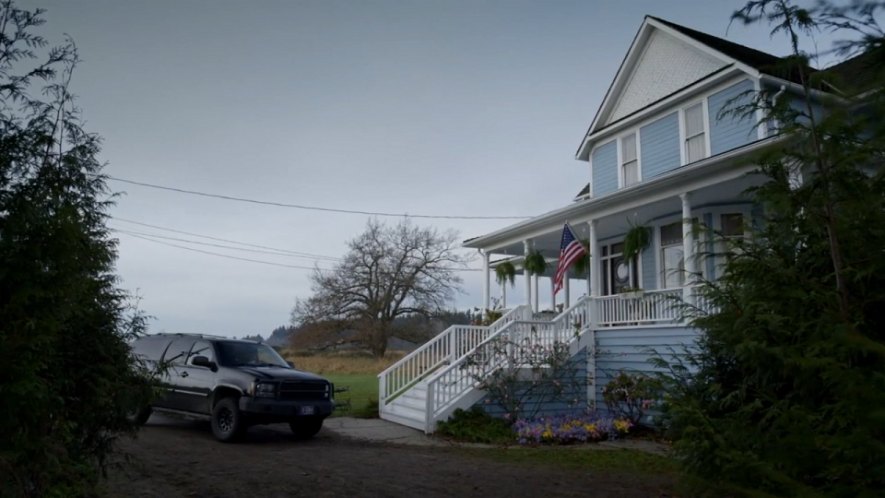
[131,333,334,442]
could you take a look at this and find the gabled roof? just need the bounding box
[650,17,813,85]
[576,16,816,161]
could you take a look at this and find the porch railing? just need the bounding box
[378,305,530,405]
[595,288,684,326]
[423,297,592,432]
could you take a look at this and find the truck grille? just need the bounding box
[278,381,329,401]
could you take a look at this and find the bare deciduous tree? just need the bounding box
[291,219,468,357]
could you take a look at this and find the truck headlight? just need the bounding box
[253,381,277,398]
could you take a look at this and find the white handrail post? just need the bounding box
[378,373,387,405]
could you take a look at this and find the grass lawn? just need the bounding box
[324,373,378,418]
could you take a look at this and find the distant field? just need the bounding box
[282,351,407,417]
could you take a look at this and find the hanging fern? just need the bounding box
[523,250,547,275]
[623,223,650,260]
[495,261,516,287]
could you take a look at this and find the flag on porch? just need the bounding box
[553,223,586,294]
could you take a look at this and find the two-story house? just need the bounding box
[378,16,853,432]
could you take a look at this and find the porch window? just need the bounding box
[601,242,637,295]
[683,103,706,163]
[621,133,639,187]
[715,213,745,276]
[660,222,684,289]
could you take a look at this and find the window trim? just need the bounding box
[678,99,710,165]
[617,130,642,189]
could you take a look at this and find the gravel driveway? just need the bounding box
[102,415,674,497]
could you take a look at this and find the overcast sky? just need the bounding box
[27,0,841,338]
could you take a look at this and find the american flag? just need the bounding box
[553,223,586,294]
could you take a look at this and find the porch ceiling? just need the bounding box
[481,171,765,260]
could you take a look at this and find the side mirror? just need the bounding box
[192,355,217,371]
[286,361,295,369]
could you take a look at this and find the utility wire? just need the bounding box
[112,217,341,261]
[107,176,533,220]
[112,228,340,261]
[121,232,333,271]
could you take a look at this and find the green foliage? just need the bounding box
[660,2,885,496]
[494,261,516,287]
[464,329,586,421]
[0,3,154,495]
[436,407,516,444]
[522,250,547,276]
[601,372,659,425]
[622,222,650,260]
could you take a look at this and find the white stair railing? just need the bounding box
[423,297,592,432]
[378,305,529,406]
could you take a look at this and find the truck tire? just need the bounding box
[211,397,244,442]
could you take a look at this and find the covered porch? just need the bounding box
[465,159,765,318]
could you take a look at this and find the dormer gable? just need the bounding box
[576,16,780,161]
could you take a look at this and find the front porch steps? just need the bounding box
[381,382,428,431]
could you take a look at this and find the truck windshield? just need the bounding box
[215,341,290,368]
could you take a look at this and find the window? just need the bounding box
[715,213,745,277]
[660,222,684,289]
[187,340,216,366]
[683,102,706,163]
[621,133,639,187]
[162,338,196,366]
[601,242,637,295]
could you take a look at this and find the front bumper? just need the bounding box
[239,397,334,421]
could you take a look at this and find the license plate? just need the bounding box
[299,406,315,415]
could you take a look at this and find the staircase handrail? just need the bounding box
[423,296,592,430]
[378,305,529,405]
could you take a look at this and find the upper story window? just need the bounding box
[620,133,639,187]
[683,102,707,163]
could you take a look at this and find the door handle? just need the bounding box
[180,371,189,378]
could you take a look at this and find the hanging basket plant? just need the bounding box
[571,240,591,275]
[523,250,548,276]
[495,261,516,287]
[623,222,650,260]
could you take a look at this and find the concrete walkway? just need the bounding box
[322,417,671,455]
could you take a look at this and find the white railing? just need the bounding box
[423,297,592,432]
[378,305,529,405]
[596,288,684,326]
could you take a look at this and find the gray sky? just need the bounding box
[27,0,839,337]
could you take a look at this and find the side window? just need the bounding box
[716,213,745,277]
[620,133,639,187]
[187,341,216,366]
[132,337,172,362]
[683,102,706,164]
[162,338,196,366]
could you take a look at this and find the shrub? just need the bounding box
[436,407,516,444]
[601,372,659,424]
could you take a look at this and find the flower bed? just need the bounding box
[513,412,632,445]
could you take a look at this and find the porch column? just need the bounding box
[481,250,490,317]
[533,274,540,312]
[588,220,600,297]
[523,239,533,313]
[564,274,571,309]
[680,192,696,303]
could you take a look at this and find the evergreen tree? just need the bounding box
[662,1,885,496]
[0,2,154,496]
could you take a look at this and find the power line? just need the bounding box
[112,217,341,261]
[121,232,332,271]
[111,228,340,261]
[107,175,533,220]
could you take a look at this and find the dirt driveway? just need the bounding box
[103,416,674,497]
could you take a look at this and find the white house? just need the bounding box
[378,16,857,432]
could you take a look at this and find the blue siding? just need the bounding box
[709,79,758,155]
[641,247,656,290]
[591,141,618,197]
[639,112,680,179]
[480,347,589,418]
[594,326,700,412]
